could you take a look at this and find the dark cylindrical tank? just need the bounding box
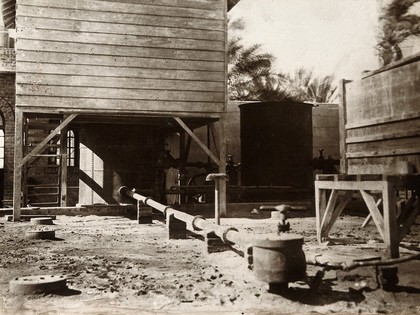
[240,102,313,187]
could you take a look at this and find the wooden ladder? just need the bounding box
[23,115,64,207]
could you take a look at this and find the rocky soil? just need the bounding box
[0,209,419,314]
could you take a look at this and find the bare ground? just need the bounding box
[0,210,419,315]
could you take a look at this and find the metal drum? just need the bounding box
[252,233,306,284]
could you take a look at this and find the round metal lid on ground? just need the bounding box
[30,217,54,225]
[10,275,68,295]
[25,229,56,240]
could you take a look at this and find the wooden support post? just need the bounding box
[217,118,227,217]
[398,195,419,242]
[338,79,350,174]
[382,180,399,258]
[319,189,339,238]
[13,109,24,222]
[60,121,68,207]
[315,181,327,243]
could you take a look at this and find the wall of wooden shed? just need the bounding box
[15,0,227,115]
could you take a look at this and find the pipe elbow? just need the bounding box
[205,173,229,182]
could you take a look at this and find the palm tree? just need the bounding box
[307,75,337,103]
[283,68,337,103]
[377,0,420,65]
[251,73,299,102]
[228,40,276,100]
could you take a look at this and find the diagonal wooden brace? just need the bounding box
[321,191,353,237]
[360,190,385,241]
[174,117,221,167]
[19,114,78,167]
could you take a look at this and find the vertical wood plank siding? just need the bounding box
[344,56,420,175]
[15,0,226,114]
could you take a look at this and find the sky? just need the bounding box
[228,0,381,81]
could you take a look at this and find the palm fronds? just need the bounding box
[377,0,420,65]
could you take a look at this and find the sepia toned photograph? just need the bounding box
[0,0,419,314]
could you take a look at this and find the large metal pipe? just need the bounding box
[119,186,307,288]
[118,186,253,246]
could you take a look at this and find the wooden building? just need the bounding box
[0,0,241,221]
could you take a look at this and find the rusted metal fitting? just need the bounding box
[221,226,239,244]
[192,215,206,231]
[205,173,229,182]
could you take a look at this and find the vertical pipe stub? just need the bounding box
[206,173,229,225]
[252,233,306,286]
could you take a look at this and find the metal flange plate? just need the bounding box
[10,275,67,295]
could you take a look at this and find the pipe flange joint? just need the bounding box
[221,227,238,244]
[144,196,152,206]
[163,206,173,217]
[192,215,206,231]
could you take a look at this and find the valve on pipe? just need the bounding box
[260,204,291,234]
